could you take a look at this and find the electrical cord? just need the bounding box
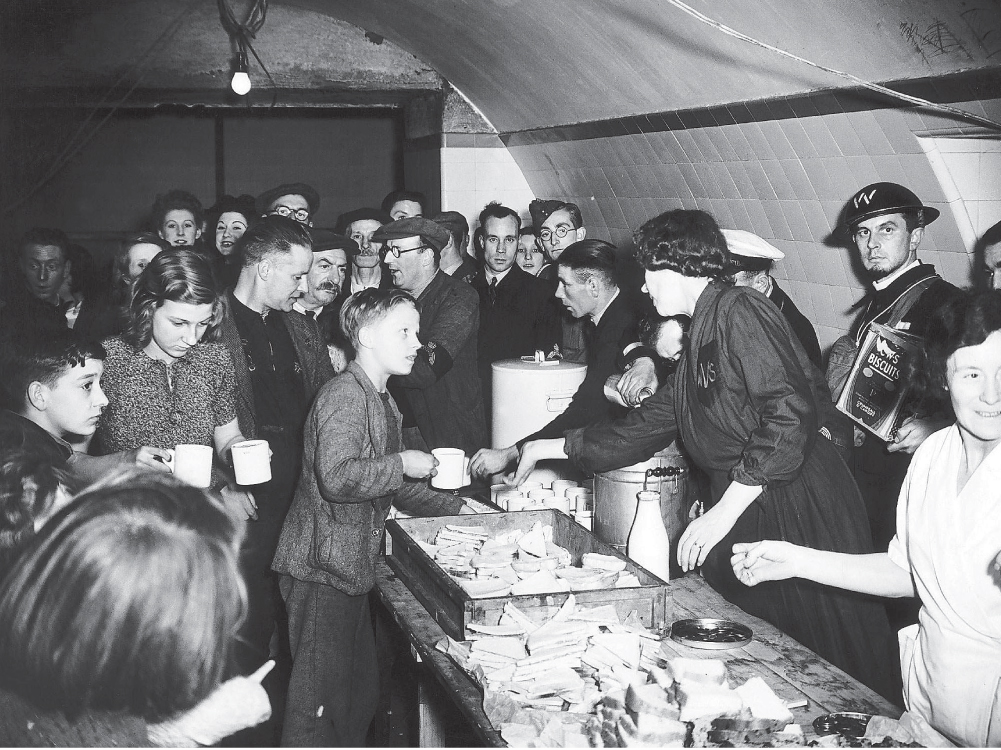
[662,0,1001,133]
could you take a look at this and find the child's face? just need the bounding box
[369,303,422,377]
[44,358,109,438]
[516,236,545,276]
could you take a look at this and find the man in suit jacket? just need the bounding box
[469,202,559,426]
[470,239,650,479]
[217,215,334,744]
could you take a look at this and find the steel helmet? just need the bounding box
[844,182,939,229]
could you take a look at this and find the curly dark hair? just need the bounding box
[633,209,731,281]
[909,291,1001,412]
[150,189,204,232]
[123,248,222,350]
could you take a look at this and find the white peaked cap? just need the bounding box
[722,229,784,262]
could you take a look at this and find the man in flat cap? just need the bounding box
[293,230,356,372]
[724,228,822,368]
[258,182,321,227]
[433,210,478,282]
[335,208,394,294]
[373,217,487,454]
[839,182,961,551]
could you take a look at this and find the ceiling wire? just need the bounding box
[0,0,202,217]
[662,0,1001,133]
[217,0,278,107]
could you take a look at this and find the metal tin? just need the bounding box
[670,617,752,649]
[812,712,873,738]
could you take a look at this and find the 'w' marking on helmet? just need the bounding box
[854,190,877,208]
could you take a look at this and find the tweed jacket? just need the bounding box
[391,270,487,453]
[272,362,463,595]
[216,291,335,439]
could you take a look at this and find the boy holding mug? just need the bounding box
[272,288,474,746]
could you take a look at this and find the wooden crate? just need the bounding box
[385,509,672,641]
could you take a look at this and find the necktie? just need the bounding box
[305,310,316,320]
[488,276,498,306]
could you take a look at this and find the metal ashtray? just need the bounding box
[670,618,752,649]
[812,712,873,738]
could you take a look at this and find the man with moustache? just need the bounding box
[335,208,394,294]
[469,202,558,422]
[293,231,355,362]
[840,182,961,550]
[218,215,334,745]
[373,217,486,454]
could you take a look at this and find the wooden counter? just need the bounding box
[373,559,900,747]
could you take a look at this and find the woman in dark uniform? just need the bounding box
[513,209,896,699]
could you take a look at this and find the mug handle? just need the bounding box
[162,448,175,474]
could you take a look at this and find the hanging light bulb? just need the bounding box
[230,38,251,95]
[231,68,251,95]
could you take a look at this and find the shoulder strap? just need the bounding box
[885,275,939,327]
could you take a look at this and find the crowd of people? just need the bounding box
[0,178,999,747]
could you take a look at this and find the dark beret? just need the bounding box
[310,229,360,255]
[372,217,450,253]
[256,182,320,216]
[432,211,469,237]
[529,199,569,229]
[334,208,392,236]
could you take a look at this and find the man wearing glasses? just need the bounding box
[256,182,320,227]
[372,217,486,454]
[530,199,587,284]
[530,199,589,362]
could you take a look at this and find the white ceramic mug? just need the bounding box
[165,444,213,488]
[496,490,524,512]
[431,448,469,490]
[231,439,272,485]
[551,479,579,498]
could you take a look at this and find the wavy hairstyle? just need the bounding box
[151,189,204,233]
[111,232,171,291]
[123,247,223,350]
[633,209,731,281]
[0,469,246,721]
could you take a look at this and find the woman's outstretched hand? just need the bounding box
[506,438,566,487]
[730,540,799,587]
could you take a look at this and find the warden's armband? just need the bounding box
[423,340,453,379]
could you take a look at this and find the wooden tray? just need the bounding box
[385,509,671,641]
